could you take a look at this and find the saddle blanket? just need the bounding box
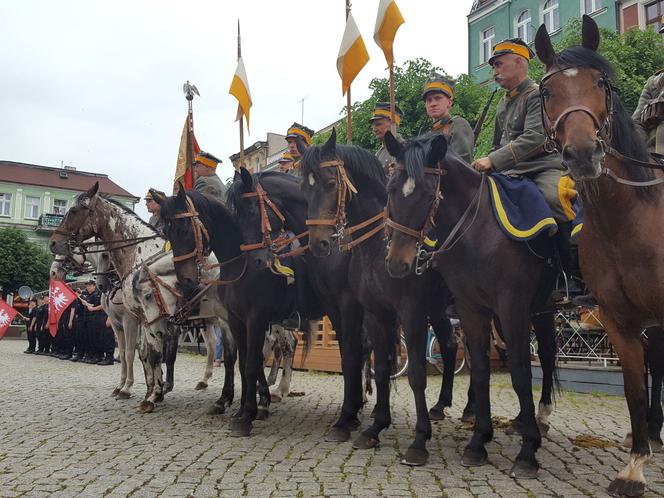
[571,198,583,239]
[487,173,558,241]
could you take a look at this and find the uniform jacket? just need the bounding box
[194,174,228,204]
[431,116,475,163]
[633,70,664,154]
[376,133,404,173]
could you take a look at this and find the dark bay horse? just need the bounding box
[535,15,664,496]
[154,188,304,437]
[227,168,367,442]
[300,130,463,466]
[383,132,561,477]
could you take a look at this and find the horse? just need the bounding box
[154,188,309,436]
[48,183,221,409]
[299,130,465,466]
[534,15,664,496]
[263,323,299,402]
[230,167,467,426]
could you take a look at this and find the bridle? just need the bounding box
[540,65,664,187]
[385,162,486,275]
[168,196,211,265]
[305,159,387,251]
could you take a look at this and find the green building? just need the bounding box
[468,0,620,83]
[0,161,138,248]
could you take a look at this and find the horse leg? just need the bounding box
[228,315,250,436]
[400,310,431,466]
[118,316,138,399]
[112,323,126,397]
[211,322,236,415]
[265,326,280,387]
[256,354,271,420]
[139,327,164,413]
[428,316,456,420]
[195,323,215,391]
[532,311,557,436]
[646,327,664,452]
[459,308,493,469]
[327,304,364,442]
[272,330,296,402]
[162,327,179,396]
[353,312,394,450]
[605,320,651,498]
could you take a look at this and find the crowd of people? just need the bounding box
[23,280,116,365]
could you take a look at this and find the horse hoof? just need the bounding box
[429,406,446,421]
[510,459,539,479]
[139,401,155,413]
[195,381,207,391]
[111,388,121,397]
[607,478,645,498]
[270,393,282,403]
[116,390,131,400]
[208,404,226,415]
[256,409,269,421]
[229,420,252,437]
[460,412,475,424]
[461,448,488,467]
[401,448,429,467]
[353,434,379,450]
[154,393,164,403]
[326,426,351,443]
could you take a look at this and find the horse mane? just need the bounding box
[302,144,387,199]
[86,193,158,233]
[184,190,240,233]
[554,46,655,195]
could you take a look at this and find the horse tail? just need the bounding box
[297,318,315,369]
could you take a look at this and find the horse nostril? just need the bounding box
[318,239,330,252]
[561,145,576,166]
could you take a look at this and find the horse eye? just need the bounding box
[540,87,550,99]
[324,180,336,190]
[145,293,152,300]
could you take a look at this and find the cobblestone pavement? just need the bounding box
[1,339,663,498]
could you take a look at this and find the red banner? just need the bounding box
[48,279,77,338]
[0,299,18,339]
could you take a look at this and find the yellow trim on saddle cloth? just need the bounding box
[165,240,171,252]
[557,176,577,221]
[487,176,557,239]
[571,223,583,238]
[195,156,218,168]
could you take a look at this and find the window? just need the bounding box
[480,26,495,65]
[543,0,560,32]
[53,199,67,215]
[25,196,40,219]
[0,193,11,217]
[583,0,604,15]
[646,0,664,33]
[516,10,532,43]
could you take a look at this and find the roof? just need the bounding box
[0,161,138,201]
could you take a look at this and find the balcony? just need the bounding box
[35,213,64,231]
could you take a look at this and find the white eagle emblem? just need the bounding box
[52,287,70,311]
[0,309,10,327]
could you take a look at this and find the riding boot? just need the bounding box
[284,258,308,329]
[552,221,583,302]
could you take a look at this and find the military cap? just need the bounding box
[278,152,294,163]
[489,38,535,66]
[422,73,455,100]
[144,190,154,201]
[368,102,404,125]
[660,16,664,34]
[85,279,96,285]
[286,123,314,145]
[194,151,222,169]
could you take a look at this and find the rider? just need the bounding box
[193,151,228,204]
[278,152,294,173]
[145,190,165,233]
[423,73,475,163]
[633,20,664,155]
[471,38,579,292]
[285,123,314,177]
[370,101,404,175]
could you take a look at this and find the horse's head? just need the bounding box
[535,15,610,180]
[228,167,282,270]
[300,128,349,257]
[152,187,204,298]
[385,133,448,278]
[133,256,178,327]
[49,182,100,256]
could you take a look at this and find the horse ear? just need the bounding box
[428,134,448,165]
[322,128,337,156]
[535,24,556,68]
[384,131,403,158]
[150,188,166,205]
[239,167,253,191]
[581,14,600,52]
[295,138,307,156]
[176,185,188,204]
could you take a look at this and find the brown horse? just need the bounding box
[535,15,664,497]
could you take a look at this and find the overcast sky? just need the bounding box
[0,0,473,219]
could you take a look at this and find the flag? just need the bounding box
[337,12,370,96]
[0,299,17,340]
[173,113,200,193]
[229,57,253,132]
[48,279,77,338]
[374,0,405,66]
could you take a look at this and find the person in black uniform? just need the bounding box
[35,295,51,355]
[69,290,85,362]
[24,298,38,354]
[80,280,102,363]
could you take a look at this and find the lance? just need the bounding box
[345,0,352,144]
[237,20,246,170]
[182,80,199,191]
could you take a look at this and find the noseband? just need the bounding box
[169,196,211,265]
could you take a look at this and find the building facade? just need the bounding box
[468,0,620,83]
[229,133,287,172]
[0,161,138,248]
[619,0,664,33]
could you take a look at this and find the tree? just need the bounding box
[0,228,51,293]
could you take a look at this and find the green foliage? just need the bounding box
[0,228,51,293]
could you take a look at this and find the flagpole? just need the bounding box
[238,20,245,171]
[389,63,396,135]
[346,0,352,144]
